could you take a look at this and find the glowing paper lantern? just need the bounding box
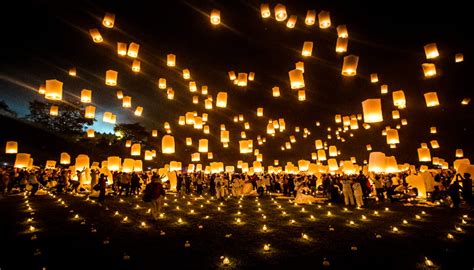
[461,98,471,105]
[105,70,118,86]
[302,42,313,57]
[50,106,59,116]
[102,12,115,28]
[117,42,127,56]
[386,129,399,144]
[298,90,306,101]
[289,69,305,89]
[220,130,230,143]
[116,91,123,99]
[424,43,439,59]
[315,140,323,149]
[392,110,400,120]
[422,63,436,78]
[424,92,440,107]
[89,29,103,43]
[342,55,359,76]
[336,25,348,38]
[87,129,95,138]
[318,11,331,28]
[237,73,248,87]
[228,71,236,81]
[167,54,176,67]
[260,3,271,18]
[60,152,70,164]
[256,107,264,117]
[328,159,339,171]
[183,69,191,80]
[158,78,167,89]
[336,38,348,53]
[210,9,221,25]
[45,79,63,100]
[317,149,327,161]
[162,135,175,154]
[350,119,359,130]
[455,53,464,63]
[329,146,337,157]
[167,88,175,100]
[286,15,297,28]
[198,139,208,153]
[38,84,46,95]
[417,148,431,162]
[272,86,281,97]
[122,159,134,173]
[370,73,379,83]
[205,99,213,110]
[385,156,398,173]
[84,106,95,119]
[274,4,287,21]
[381,84,388,94]
[430,140,439,149]
[132,60,140,72]
[186,137,192,146]
[144,151,153,161]
[75,154,90,171]
[189,81,197,92]
[430,127,437,134]
[81,89,92,103]
[392,90,406,109]
[216,92,227,108]
[368,152,386,173]
[305,10,316,25]
[134,106,143,116]
[456,149,464,158]
[14,153,30,168]
[69,67,76,76]
[127,42,140,58]
[366,144,372,151]
[134,160,142,172]
[5,141,18,154]
[122,96,132,108]
[362,99,383,123]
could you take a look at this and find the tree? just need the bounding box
[0,100,17,117]
[25,100,94,137]
[114,123,149,142]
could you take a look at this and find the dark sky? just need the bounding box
[0,0,472,166]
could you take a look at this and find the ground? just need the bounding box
[0,191,472,270]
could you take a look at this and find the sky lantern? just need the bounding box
[342,116,350,126]
[385,156,398,173]
[185,112,195,125]
[237,73,248,87]
[152,129,158,137]
[203,125,210,134]
[381,84,388,94]
[430,126,437,134]
[162,135,175,154]
[80,89,92,103]
[302,41,313,56]
[134,160,143,172]
[116,90,123,99]
[336,25,348,38]
[68,67,76,76]
[305,10,316,25]
[336,38,348,53]
[311,152,317,160]
[341,55,359,76]
[420,142,428,149]
[102,12,115,28]
[274,4,287,21]
[198,139,208,153]
[317,149,327,161]
[105,70,118,86]
[386,129,399,144]
[248,72,255,81]
[328,159,339,171]
[392,90,406,108]
[131,143,141,156]
[117,42,127,56]
[461,98,471,105]
[216,92,227,108]
[189,81,197,92]
[456,149,464,158]
[239,140,252,154]
[84,105,95,119]
[38,84,46,95]
[430,140,440,149]
[132,60,141,72]
[335,114,342,123]
[298,90,306,101]
[391,110,400,120]
[182,69,191,80]
[418,148,431,162]
[228,71,236,81]
[370,73,379,83]
[122,96,132,108]
[260,3,271,18]
[127,42,140,58]
[455,53,464,63]
[87,129,95,138]
[315,140,323,149]
[89,28,103,43]
[45,79,63,100]
[191,153,200,162]
[110,113,116,123]
[366,144,372,151]
[14,153,30,168]
[194,117,203,129]
[424,92,440,107]
[75,154,90,171]
[134,106,143,116]
[329,146,337,157]
[256,107,264,117]
[201,86,208,95]
[318,11,331,28]
[125,140,132,148]
[286,15,297,28]
[205,99,213,110]
[424,43,439,59]
[368,152,386,173]
[186,137,192,146]
[192,96,199,104]
[272,86,281,97]
[167,88,175,100]
[210,9,221,25]
[5,141,18,154]
[167,54,176,67]
[221,130,230,143]
[159,78,167,89]
[350,119,359,129]
[50,105,59,116]
[422,63,436,77]
[208,152,214,160]
[144,150,153,161]
[295,61,304,72]
[60,152,70,165]
[362,98,383,123]
[289,69,305,89]
[122,159,135,173]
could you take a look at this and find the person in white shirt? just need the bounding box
[342,177,355,206]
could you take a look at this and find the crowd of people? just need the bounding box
[1,166,472,214]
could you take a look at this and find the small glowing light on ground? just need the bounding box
[374,211,379,215]
[301,233,309,240]
[362,215,367,220]
[392,226,399,232]
[178,218,183,223]
[447,233,454,239]
[455,226,462,232]
[122,216,128,222]
[327,211,332,216]
[403,220,408,224]
[290,219,296,224]
[141,221,146,227]
[425,257,434,267]
[301,208,306,212]
[385,207,389,211]
[114,211,119,216]
[416,215,421,219]
[29,226,35,232]
[264,244,270,251]
[310,215,315,220]
[263,224,267,231]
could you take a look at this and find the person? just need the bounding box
[98,174,107,204]
[352,179,364,207]
[448,179,462,208]
[196,173,203,195]
[90,169,98,190]
[119,173,131,196]
[373,176,384,200]
[130,173,141,195]
[209,174,216,196]
[460,173,472,206]
[215,174,225,200]
[256,176,265,197]
[28,171,39,196]
[342,177,355,206]
[146,175,165,221]
[69,171,81,193]
[294,179,317,204]
[1,169,10,196]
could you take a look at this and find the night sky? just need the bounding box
[0,0,472,166]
